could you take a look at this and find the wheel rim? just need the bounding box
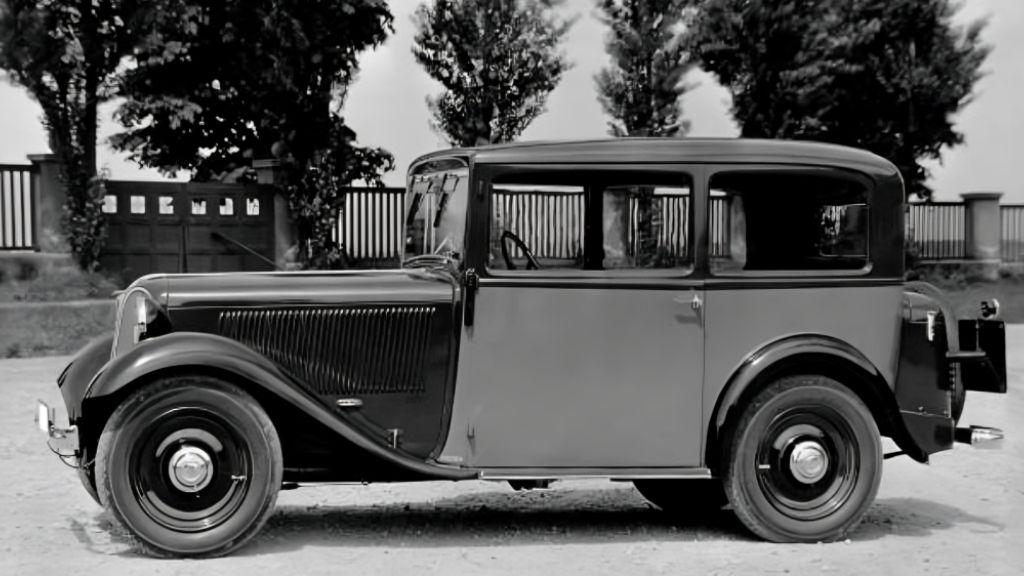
[755,407,860,522]
[129,407,252,533]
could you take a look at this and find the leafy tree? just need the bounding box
[595,0,693,137]
[111,0,395,268]
[686,0,989,199]
[0,0,133,270]
[412,0,574,147]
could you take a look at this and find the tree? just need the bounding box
[412,0,574,147]
[0,0,133,270]
[686,0,989,199]
[111,0,395,268]
[595,0,694,137]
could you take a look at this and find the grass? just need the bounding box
[0,301,115,358]
[0,256,1021,359]
[0,263,120,303]
[909,265,1024,323]
[0,259,119,358]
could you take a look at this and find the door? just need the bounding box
[439,165,706,469]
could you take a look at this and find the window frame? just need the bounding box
[478,164,698,280]
[705,164,875,278]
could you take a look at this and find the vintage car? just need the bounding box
[39,138,1006,557]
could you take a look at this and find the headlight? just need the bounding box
[111,287,170,358]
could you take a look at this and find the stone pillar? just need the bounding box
[27,153,69,253]
[962,192,1002,281]
[253,159,295,269]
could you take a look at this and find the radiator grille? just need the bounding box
[219,306,436,395]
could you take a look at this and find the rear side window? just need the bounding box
[710,170,869,274]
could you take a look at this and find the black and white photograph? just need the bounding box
[0,0,1020,574]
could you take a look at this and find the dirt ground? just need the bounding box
[1,331,1022,576]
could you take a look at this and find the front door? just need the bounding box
[440,165,705,469]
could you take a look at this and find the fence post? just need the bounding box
[27,153,68,253]
[253,159,294,268]
[962,192,1002,280]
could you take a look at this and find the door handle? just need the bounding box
[463,268,479,327]
[673,293,702,311]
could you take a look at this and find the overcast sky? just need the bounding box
[1,0,1020,201]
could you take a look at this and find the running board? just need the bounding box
[478,467,712,481]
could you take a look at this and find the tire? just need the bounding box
[95,375,283,557]
[633,479,728,515]
[77,449,100,506]
[722,375,882,542]
[951,371,966,423]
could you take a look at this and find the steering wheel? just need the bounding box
[500,230,541,270]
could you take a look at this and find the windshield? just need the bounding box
[403,167,469,263]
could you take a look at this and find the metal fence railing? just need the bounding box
[709,196,730,257]
[340,191,996,265]
[0,164,37,250]
[906,202,966,261]
[491,189,585,260]
[1001,205,1024,262]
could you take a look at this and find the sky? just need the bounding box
[0,0,1021,201]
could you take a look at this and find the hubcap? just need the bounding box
[168,445,213,493]
[789,440,829,484]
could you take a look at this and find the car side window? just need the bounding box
[709,170,870,274]
[487,170,693,274]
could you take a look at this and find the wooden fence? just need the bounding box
[0,164,37,250]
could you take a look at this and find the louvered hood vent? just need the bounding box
[219,306,437,395]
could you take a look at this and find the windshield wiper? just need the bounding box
[405,178,438,227]
[432,174,455,228]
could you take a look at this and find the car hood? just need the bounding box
[131,268,457,310]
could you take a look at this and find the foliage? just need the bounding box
[412,0,574,147]
[595,0,694,137]
[0,259,121,302]
[686,0,989,199]
[0,0,132,270]
[111,0,395,267]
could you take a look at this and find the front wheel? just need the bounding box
[95,375,283,557]
[722,375,882,542]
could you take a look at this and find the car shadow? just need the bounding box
[69,489,1006,557]
[240,487,748,555]
[853,497,1004,541]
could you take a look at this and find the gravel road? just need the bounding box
[1,329,1022,575]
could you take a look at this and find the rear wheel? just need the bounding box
[722,375,882,542]
[633,479,727,515]
[95,375,282,557]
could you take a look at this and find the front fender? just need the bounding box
[710,333,930,463]
[85,332,475,480]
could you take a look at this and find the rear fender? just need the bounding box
[85,332,475,480]
[709,334,930,466]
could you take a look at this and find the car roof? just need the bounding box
[410,138,899,177]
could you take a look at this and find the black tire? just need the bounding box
[77,449,101,506]
[722,375,882,542]
[95,375,282,557]
[951,372,966,423]
[633,479,728,515]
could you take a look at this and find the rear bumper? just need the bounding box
[954,425,1004,449]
